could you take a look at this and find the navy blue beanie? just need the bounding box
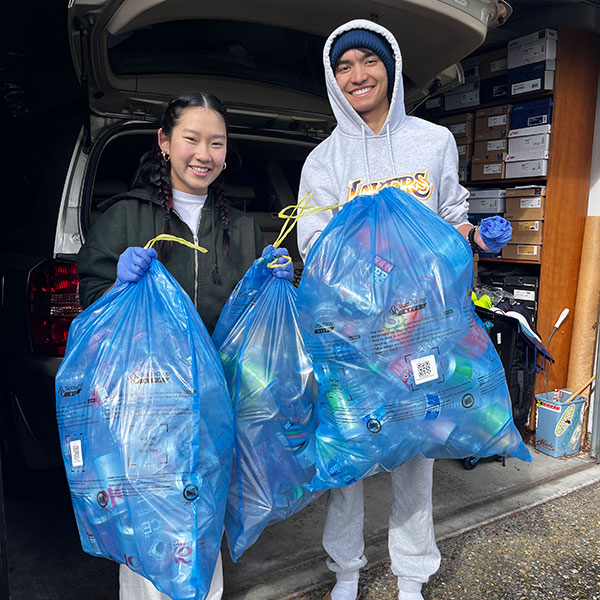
[330,29,395,91]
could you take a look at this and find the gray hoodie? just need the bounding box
[297,19,470,261]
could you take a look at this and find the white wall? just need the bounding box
[586,72,600,441]
[588,73,600,216]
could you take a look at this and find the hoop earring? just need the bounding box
[222,161,227,171]
[161,150,170,162]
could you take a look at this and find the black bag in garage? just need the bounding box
[474,306,554,434]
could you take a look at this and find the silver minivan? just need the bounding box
[0,0,510,485]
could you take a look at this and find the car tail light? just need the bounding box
[28,259,83,356]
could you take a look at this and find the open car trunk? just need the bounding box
[86,125,316,270]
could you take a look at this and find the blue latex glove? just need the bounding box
[115,247,158,285]
[479,216,512,253]
[261,244,294,281]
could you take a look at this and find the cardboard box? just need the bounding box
[472,151,507,164]
[439,113,475,142]
[480,75,509,103]
[458,167,470,183]
[505,159,549,178]
[504,196,545,220]
[508,133,551,155]
[502,243,542,261]
[509,63,555,95]
[474,139,508,154]
[504,273,539,303]
[445,89,480,111]
[507,29,558,69]
[479,48,508,79]
[461,56,480,82]
[422,96,444,114]
[475,113,511,141]
[456,142,473,162]
[471,162,505,181]
[506,185,547,197]
[509,124,551,138]
[506,148,549,162]
[468,194,506,213]
[511,97,553,129]
[468,188,506,199]
[476,105,512,118]
[509,220,544,244]
[508,28,558,48]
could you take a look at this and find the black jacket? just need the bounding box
[78,187,265,334]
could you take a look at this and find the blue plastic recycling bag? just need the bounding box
[212,256,271,349]
[56,259,233,600]
[297,188,531,491]
[215,262,319,561]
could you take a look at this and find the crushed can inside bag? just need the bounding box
[297,188,531,491]
[56,258,233,600]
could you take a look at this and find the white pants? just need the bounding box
[322,456,440,592]
[119,551,223,600]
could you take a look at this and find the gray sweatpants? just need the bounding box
[322,455,440,592]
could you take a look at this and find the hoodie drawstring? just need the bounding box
[386,122,397,174]
[361,125,372,184]
[361,123,398,185]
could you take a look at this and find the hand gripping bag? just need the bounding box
[215,264,319,561]
[297,188,531,491]
[56,258,233,600]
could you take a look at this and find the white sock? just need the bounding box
[398,578,424,600]
[398,593,424,600]
[331,573,359,600]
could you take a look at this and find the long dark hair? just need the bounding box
[132,92,231,260]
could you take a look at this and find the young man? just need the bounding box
[296,19,511,600]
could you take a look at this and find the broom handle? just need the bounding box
[565,375,596,402]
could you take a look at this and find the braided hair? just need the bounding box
[132,91,230,260]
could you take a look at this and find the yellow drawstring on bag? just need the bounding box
[144,234,208,253]
[267,192,347,269]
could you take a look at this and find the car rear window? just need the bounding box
[108,20,327,97]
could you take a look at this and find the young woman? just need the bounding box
[77,91,292,600]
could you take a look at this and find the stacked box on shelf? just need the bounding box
[477,264,539,318]
[438,112,474,182]
[503,185,546,262]
[479,47,509,103]
[472,105,512,180]
[506,124,551,178]
[508,29,557,96]
[444,56,480,110]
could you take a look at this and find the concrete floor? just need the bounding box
[4,449,600,600]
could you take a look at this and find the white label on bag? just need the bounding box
[412,355,439,385]
[70,439,84,467]
[489,115,507,127]
[484,164,503,175]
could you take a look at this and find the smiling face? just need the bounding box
[334,48,390,121]
[158,106,227,196]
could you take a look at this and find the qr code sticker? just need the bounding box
[69,439,84,468]
[411,355,439,385]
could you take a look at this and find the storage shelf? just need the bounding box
[420,90,554,119]
[479,257,542,265]
[463,177,547,187]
